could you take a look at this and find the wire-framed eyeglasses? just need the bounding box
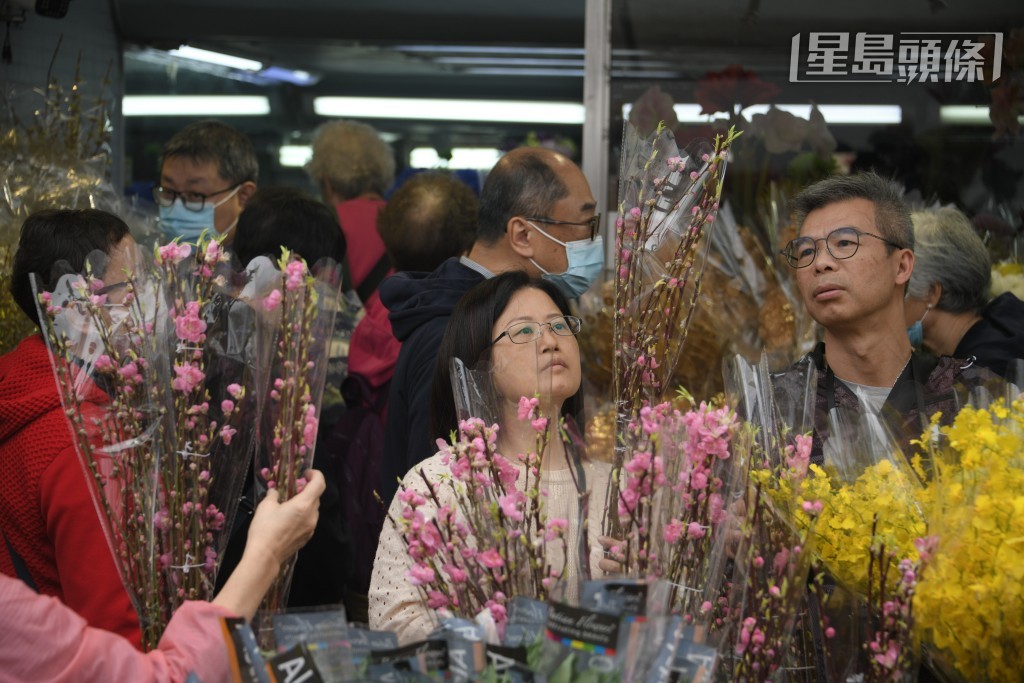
[152,183,241,212]
[522,214,601,241]
[491,315,582,346]
[780,227,905,269]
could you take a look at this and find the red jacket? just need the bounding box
[335,197,401,395]
[0,335,141,647]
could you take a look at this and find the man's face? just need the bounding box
[529,161,597,274]
[160,156,247,237]
[794,197,910,332]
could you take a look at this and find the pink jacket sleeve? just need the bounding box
[0,575,236,683]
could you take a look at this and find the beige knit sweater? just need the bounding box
[368,452,611,644]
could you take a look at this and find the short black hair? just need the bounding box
[161,120,259,185]
[232,186,346,271]
[792,171,914,252]
[11,209,131,326]
[378,172,478,272]
[431,270,584,441]
[476,148,569,244]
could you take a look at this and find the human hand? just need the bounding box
[597,535,625,575]
[246,469,325,567]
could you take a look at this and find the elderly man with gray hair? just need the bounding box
[904,206,1024,378]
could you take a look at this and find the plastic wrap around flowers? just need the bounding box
[236,248,342,641]
[35,235,265,649]
[383,350,601,641]
[606,121,740,537]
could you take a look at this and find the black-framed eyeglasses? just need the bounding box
[780,227,905,269]
[522,214,602,241]
[491,315,583,346]
[153,183,241,212]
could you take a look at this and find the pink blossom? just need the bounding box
[477,548,505,569]
[530,417,548,433]
[544,518,569,541]
[407,564,436,585]
[221,400,235,414]
[94,355,114,372]
[687,522,706,540]
[487,601,507,624]
[158,242,192,264]
[118,361,139,382]
[444,564,467,583]
[89,293,107,306]
[427,590,448,609]
[171,364,205,393]
[204,239,223,264]
[517,396,539,421]
[700,601,713,613]
[874,642,899,670]
[219,425,237,445]
[285,259,307,291]
[498,493,524,522]
[663,519,684,544]
[263,289,283,311]
[174,301,207,343]
[914,535,939,564]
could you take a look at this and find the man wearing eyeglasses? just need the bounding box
[774,172,994,466]
[378,146,603,508]
[154,120,258,244]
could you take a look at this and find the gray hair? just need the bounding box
[307,120,395,199]
[477,147,569,244]
[161,120,258,184]
[906,207,990,313]
[792,171,914,252]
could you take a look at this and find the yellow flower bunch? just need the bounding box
[755,456,926,596]
[914,398,1024,683]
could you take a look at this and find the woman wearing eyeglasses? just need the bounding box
[367,271,616,644]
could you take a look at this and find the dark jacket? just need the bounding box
[773,342,998,467]
[954,292,1024,380]
[378,257,486,504]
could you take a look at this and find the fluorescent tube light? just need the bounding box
[123,96,271,117]
[410,147,502,169]
[940,105,990,125]
[314,97,585,124]
[279,145,313,168]
[168,46,263,72]
[622,103,902,125]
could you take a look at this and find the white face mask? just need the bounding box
[526,221,604,298]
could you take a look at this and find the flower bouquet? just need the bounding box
[376,337,607,645]
[606,119,740,537]
[243,249,343,634]
[610,394,740,622]
[35,234,265,648]
[913,398,1024,682]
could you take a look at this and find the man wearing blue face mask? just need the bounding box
[378,146,604,503]
[154,120,258,244]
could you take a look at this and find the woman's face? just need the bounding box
[489,287,581,407]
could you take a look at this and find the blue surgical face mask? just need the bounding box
[526,221,604,299]
[907,303,932,348]
[158,186,240,243]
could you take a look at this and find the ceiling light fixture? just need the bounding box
[939,105,1006,125]
[123,96,271,117]
[622,103,902,125]
[167,46,264,72]
[314,97,585,124]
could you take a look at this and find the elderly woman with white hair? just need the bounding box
[904,206,1024,378]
